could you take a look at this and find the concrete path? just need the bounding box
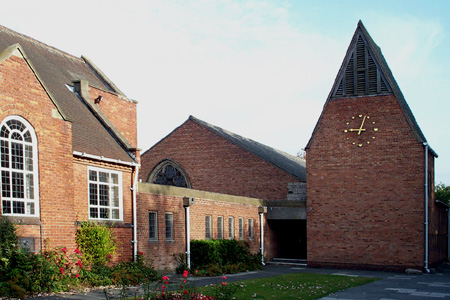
[316,264,450,300]
[28,263,450,300]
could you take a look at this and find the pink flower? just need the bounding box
[222,276,227,280]
[74,248,81,255]
[60,267,64,274]
[107,254,111,259]
[183,290,188,294]
[183,270,189,278]
[139,251,144,255]
[222,281,227,286]
[61,247,67,254]
[75,274,79,278]
[162,275,169,281]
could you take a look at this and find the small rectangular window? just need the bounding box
[239,217,244,240]
[228,217,234,239]
[217,216,223,239]
[248,218,254,240]
[205,215,212,239]
[149,211,158,241]
[165,212,174,240]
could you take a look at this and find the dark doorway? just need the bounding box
[268,219,306,259]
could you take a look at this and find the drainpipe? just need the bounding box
[259,206,267,266]
[424,143,430,273]
[183,197,194,269]
[448,206,450,261]
[132,165,139,262]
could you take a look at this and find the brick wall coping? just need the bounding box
[138,182,264,206]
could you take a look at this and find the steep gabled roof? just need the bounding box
[306,21,432,154]
[189,116,306,181]
[0,25,136,163]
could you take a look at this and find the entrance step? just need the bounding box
[268,258,307,267]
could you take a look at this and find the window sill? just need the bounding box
[4,216,40,225]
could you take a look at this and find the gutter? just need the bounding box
[73,151,139,167]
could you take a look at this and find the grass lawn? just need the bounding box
[198,273,378,300]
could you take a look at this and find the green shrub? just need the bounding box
[0,217,19,270]
[76,222,116,267]
[189,239,262,276]
[191,240,222,268]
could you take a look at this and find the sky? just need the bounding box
[1,0,449,184]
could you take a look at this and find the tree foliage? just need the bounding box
[435,182,450,205]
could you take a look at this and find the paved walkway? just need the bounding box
[29,263,450,300]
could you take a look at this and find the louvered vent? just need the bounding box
[333,34,391,98]
[345,54,354,95]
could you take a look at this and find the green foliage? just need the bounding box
[76,222,116,267]
[190,240,222,267]
[436,182,450,204]
[189,239,262,276]
[0,220,156,298]
[213,277,238,300]
[0,247,158,298]
[0,217,19,270]
[174,252,188,274]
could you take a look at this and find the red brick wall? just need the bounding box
[140,120,300,201]
[0,53,136,261]
[306,95,427,270]
[137,184,262,271]
[87,86,137,148]
[0,52,76,250]
[73,157,135,262]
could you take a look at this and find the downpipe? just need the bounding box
[259,211,265,266]
[424,143,430,273]
[132,165,139,262]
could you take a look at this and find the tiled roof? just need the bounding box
[0,25,136,163]
[189,116,306,181]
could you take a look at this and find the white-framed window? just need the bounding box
[205,215,212,239]
[228,217,234,239]
[248,218,254,240]
[217,216,223,239]
[165,212,174,240]
[88,166,123,220]
[149,211,158,241]
[239,217,244,240]
[0,116,39,216]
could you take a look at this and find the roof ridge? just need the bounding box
[189,115,306,180]
[0,24,84,63]
[190,115,302,162]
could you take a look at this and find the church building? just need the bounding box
[1,21,447,272]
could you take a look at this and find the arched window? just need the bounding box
[148,160,190,188]
[0,116,39,216]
